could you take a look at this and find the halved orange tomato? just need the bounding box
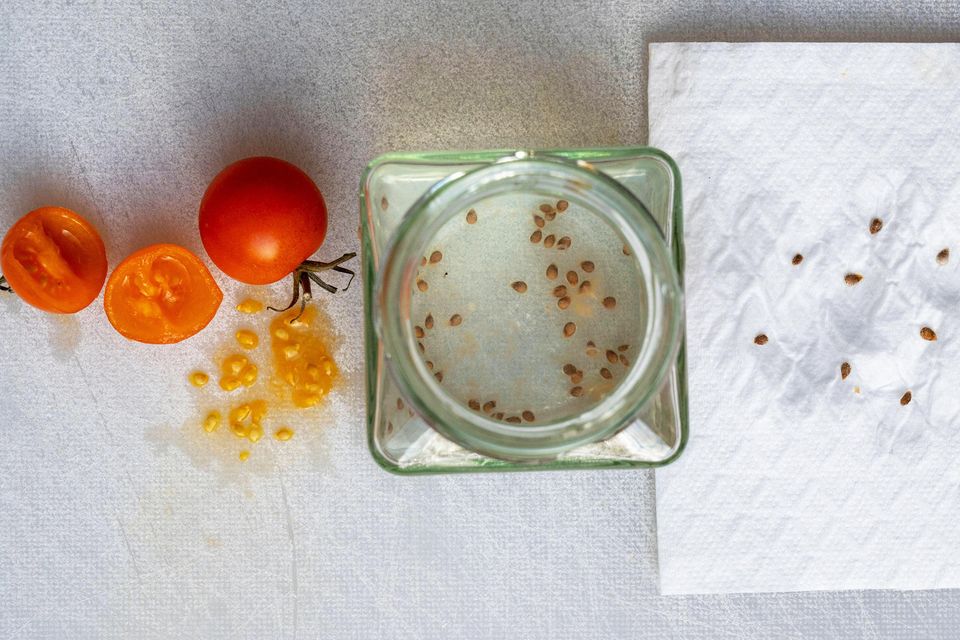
[104,243,222,344]
[0,206,108,313]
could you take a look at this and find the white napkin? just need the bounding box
[650,43,960,595]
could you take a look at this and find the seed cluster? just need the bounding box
[412,301,465,391]
[535,195,631,403]
[526,201,619,340]
[228,399,267,443]
[186,302,337,461]
[461,397,536,424]
[780,217,948,407]
[564,338,634,398]
[406,199,635,427]
[219,353,258,391]
[415,247,447,294]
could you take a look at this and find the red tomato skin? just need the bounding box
[199,157,327,285]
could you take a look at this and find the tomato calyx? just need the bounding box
[267,251,357,322]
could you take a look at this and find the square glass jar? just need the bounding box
[361,147,687,474]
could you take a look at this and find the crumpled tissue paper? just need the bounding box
[650,42,960,594]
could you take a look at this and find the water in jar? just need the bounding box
[408,193,646,425]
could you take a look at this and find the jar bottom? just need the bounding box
[363,146,688,473]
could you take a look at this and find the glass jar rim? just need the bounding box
[375,152,684,460]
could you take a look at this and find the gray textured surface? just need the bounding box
[1,2,959,639]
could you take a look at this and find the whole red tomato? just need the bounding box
[199,157,328,285]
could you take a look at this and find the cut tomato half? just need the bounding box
[104,243,222,344]
[1,206,107,313]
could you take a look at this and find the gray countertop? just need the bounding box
[2,1,959,638]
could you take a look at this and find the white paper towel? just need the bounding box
[651,42,960,595]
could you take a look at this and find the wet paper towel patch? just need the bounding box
[650,43,960,594]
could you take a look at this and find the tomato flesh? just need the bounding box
[199,157,328,285]
[104,244,222,344]
[0,206,107,313]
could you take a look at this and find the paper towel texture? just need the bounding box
[651,42,960,594]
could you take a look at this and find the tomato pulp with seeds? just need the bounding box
[103,243,222,344]
[0,206,107,313]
